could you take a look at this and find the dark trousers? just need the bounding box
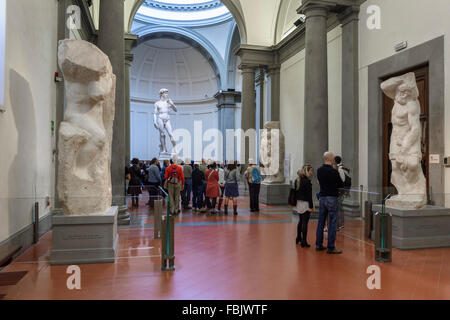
[203,183,210,208]
[316,196,339,250]
[147,182,160,207]
[193,185,203,209]
[297,212,311,245]
[181,178,192,208]
[249,183,261,210]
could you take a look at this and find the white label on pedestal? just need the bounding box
[430,154,440,164]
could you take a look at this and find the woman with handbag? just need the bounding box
[295,165,314,247]
[205,162,220,215]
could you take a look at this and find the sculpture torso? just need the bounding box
[155,99,171,121]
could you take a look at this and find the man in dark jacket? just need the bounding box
[192,164,205,212]
[316,151,344,254]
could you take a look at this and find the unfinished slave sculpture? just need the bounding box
[57,39,116,215]
[260,121,285,184]
[381,72,426,209]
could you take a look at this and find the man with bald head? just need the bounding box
[316,151,344,254]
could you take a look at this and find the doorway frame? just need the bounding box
[367,36,445,205]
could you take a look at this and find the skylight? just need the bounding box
[137,0,230,22]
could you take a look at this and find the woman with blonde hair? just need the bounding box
[295,164,314,247]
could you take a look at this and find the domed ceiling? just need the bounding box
[137,0,232,24]
[130,38,218,101]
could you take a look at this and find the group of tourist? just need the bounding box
[292,151,351,255]
[127,151,350,255]
[125,156,263,216]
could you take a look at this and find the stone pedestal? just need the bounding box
[260,183,291,205]
[50,207,119,265]
[372,205,450,250]
[159,152,175,162]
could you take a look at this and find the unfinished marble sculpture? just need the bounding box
[381,72,426,209]
[260,121,285,184]
[57,39,115,215]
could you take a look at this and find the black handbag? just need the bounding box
[288,188,297,206]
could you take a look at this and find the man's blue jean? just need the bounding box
[182,178,192,207]
[316,196,339,250]
[193,185,203,209]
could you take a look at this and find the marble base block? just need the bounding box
[260,183,291,205]
[50,206,119,265]
[372,205,450,250]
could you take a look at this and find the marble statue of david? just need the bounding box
[381,72,426,209]
[154,88,177,156]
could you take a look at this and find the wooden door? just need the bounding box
[382,65,429,200]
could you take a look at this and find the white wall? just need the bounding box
[280,27,342,180]
[280,49,305,180]
[0,0,5,110]
[0,0,58,242]
[358,0,450,205]
[327,26,342,157]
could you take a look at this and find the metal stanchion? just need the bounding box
[374,195,392,262]
[153,199,162,239]
[33,202,39,244]
[364,200,372,239]
[159,187,175,271]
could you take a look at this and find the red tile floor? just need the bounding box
[1,194,450,300]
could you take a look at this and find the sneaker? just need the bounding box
[316,246,326,251]
[327,248,342,254]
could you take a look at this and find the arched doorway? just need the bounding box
[128,0,242,163]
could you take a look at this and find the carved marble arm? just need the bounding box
[168,99,177,112]
[153,104,159,129]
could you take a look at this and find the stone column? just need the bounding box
[215,91,241,163]
[124,34,138,164]
[97,0,128,221]
[299,3,329,171]
[239,64,257,164]
[339,6,360,216]
[268,64,281,122]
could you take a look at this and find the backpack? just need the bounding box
[168,166,179,184]
[252,167,261,183]
[342,168,351,189]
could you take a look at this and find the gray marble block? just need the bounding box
[372,205,450,250]
[50,206,119,265]
[260,183,291,205]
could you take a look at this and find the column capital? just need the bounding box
[297,0,330,18]
[268,64,281,75]
[338,6,360,26]
[238,63,258,72]
[125,34,138,65]
[214,90,242,108]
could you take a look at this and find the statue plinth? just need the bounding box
[159,152,172,161]
[260,182,291,205]
[50,206,119,265]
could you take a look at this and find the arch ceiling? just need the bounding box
[131,38,219,101]
[136,27,226,89]
[125,0,302,49]
[126,0,247,43]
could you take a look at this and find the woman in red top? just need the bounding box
[205,162,220,215]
